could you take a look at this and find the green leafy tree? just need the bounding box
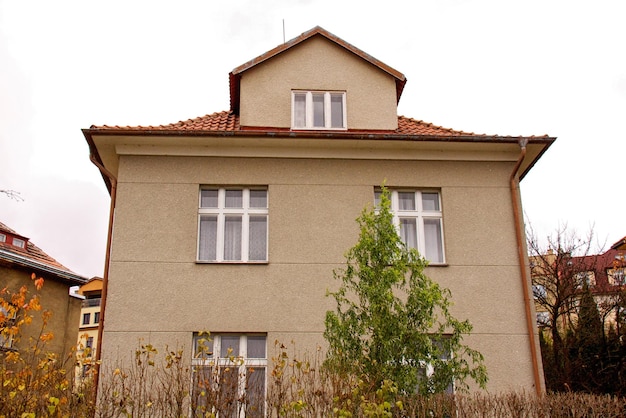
[324,188,487,395]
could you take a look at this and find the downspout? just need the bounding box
[509,139,543,396]
[88,152,117,400]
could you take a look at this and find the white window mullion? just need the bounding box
[324,92,331,128]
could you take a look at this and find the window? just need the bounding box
[85,336,94,349]
[0,234,5,243]
[607,268,625,286]
[192,333,266,417]
[375,189,445,264]
[536,311,550,327]
[82,313,91,325]
[0,305,16,350]
[12,238,25,248]
[533,284,547,299]
[292,91,346,130]
[198,188,268,262]
[575,271,596,287]
[94,312,100,324]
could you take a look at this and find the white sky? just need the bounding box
[1,0,624,278]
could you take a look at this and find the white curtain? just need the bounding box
[400,218,417,249]
[199,216,217,260]
[424,218,443,263]
[224,216,242,260]
[248,216,267,261]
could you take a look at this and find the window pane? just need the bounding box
[422,193,440,211]
[374,190,382,207]
[200,189,218,208]
[399,218,417,249]
[424,218,443,263]
[248,216,267,261]
[199,216,217,260]
[194,336,214,358]
[224,216,242,260]
[312,94,325,127]
[249,190,267,208]
[245,367,266,417]
[398,192,415,210]
[330,94,344,128]
[294,93,306,127]
[225,190,243,208]
[246,336,266,358]
[219,367,239,417]
[220,335,240,357]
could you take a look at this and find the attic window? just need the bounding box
[292,91,346,130]
[12,238,25,249]
[0,234,5,243]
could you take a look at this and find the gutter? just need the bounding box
[509,138,544,396]
[88,149,117,401]
[0,249,87,285]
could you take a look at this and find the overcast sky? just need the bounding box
[1,0,624,279]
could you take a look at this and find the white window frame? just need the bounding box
[192,333,267,417]
[0,234,5,243]
[0,305,17,350]
[12,238,25,248]
[197,188,268,263]
[375,189,446,264]
[607,267,625,286]
[291,90,347,130]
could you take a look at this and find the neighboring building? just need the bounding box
[75,277,103,379]
[0,221,87,359]
[531,236,626,332]
[84,26,554,400]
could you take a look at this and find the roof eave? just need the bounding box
[0,249,88,286]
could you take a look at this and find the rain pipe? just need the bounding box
[88,151,117,402]
[509,139,543,396]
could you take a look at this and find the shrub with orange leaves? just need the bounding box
[0,274,95,417]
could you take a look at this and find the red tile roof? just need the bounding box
[90,111,483,137]
[0,221,85,284]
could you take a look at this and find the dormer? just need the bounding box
[0,230,28,250]
[229,26,406,132]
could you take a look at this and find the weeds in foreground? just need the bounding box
[2,278,625,417]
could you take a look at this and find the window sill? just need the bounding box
[195,260,269,265]
[427,263,449,267]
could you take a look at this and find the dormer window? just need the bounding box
[0,234,5,243]
[12,238,25,249]
[292,91,346,130]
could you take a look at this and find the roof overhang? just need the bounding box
[84,128,554,194]
[0,249,88,286]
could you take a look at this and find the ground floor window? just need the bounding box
[191,333,266,417]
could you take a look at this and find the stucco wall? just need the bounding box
[1,265,81,359]
[101,153,538,392]
[239,36,399,130]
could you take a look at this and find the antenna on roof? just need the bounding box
[282,19,286,44]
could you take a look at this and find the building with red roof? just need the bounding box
[0,221,87,358]
[84,26,554,401]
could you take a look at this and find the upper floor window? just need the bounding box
[607,268,625,286]
[292,91,346,130]
[375,189,445,264]
[0,234,5,243]
[12,238,25,248]
[82,313,91,325]
[198,188,268,263]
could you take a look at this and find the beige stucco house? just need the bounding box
[84,27,554,399]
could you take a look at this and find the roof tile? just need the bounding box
[0,221,74,273]
[91,112,484,137]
